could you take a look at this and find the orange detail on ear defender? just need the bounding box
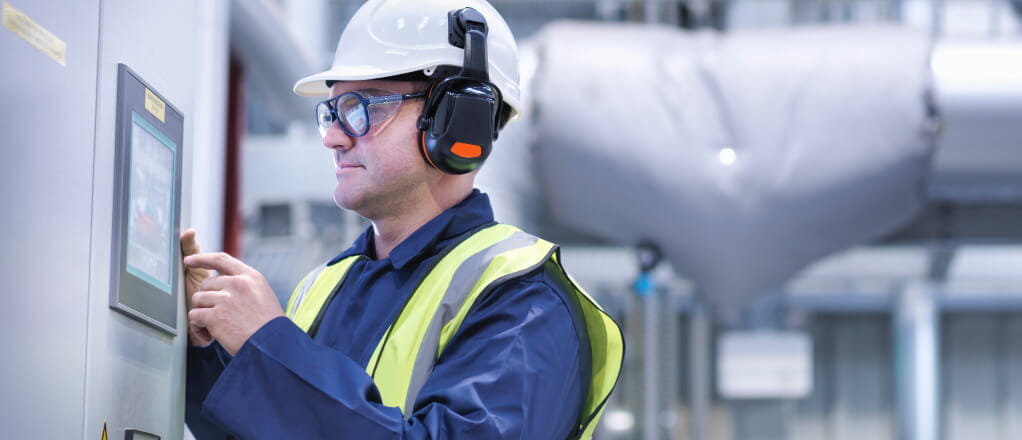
[451,142,482,158]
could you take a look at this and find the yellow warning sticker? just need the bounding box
[101,420,108,440]
[145,88,166,123]
[2,1,66,66]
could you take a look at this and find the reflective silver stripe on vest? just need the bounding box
[401,230,541,415]
[288,262,327,319]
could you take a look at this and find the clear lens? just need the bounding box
[336,94,368,136]
[363,89,403,128]
[316,89,416,138]
[315,102,334,136]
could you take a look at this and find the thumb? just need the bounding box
[180,229,209,300]
[181,228,202,257]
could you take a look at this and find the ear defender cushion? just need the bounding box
[417,7,503,175]
[418,78,500,175]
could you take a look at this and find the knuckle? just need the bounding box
[211,306,226,321]
[221,275,241,291]
[240,273,257,285]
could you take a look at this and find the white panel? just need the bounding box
[718,332,812,399]
[0,0,100,437]
[722,316,894,440]
[83,1,198,439]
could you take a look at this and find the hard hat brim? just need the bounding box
[293,64,438,97]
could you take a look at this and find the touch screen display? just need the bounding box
[125,112,176,293]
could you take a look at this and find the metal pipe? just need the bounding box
[229,0,317,120]
[191,0,231,254]
[662,292,680,437]
[689,299,711,440]
[932,0,944,38]
[894,281,940,440]
[646,0,661,23]
[643,288,660,440]
[990,0,1002,37]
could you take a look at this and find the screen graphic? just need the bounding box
[125,112,177,293]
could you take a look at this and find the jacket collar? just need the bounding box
[329,189,495,269]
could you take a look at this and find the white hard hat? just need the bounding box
[293,0,521,119]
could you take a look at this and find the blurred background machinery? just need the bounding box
[2,0,1020,439]
[241,2,1022,439]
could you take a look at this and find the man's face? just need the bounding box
[322,80,437,218]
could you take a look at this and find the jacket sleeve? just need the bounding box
[196,276,586,439]
[185,342,234,439]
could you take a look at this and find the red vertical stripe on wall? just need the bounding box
[223,55,244,257]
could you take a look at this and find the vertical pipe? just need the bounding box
[666,0,681,26]
[891,0,903,22]
[690,299,711,440]
[662,292,680,437]
[895,281,940,440]
[287,0,329,68]
[932,0,945,38]
[687,0,713,27]
[989,0,1002,37]
[223,56,245,257]
[191,0,230,254]
[646,0,662,23]
[643,287,661,440]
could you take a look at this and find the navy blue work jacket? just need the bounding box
[186,190,586,439]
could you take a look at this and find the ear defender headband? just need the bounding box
[417,7,503,175]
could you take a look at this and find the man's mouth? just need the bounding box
[336,162,364,174]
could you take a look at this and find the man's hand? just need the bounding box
[183,250,285,355]
[181,229,213,346]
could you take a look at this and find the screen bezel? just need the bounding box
[110,63,183,335]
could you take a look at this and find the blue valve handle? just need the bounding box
[633,272,655,297]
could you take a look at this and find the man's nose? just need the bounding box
[322,120,354,150]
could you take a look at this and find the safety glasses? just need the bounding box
[315,89,426,138]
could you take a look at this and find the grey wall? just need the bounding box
[83,0,198,438]
[0,1,101,437]
[942,313,1022,440]
[706,315,895,440]
[0,0,198,438]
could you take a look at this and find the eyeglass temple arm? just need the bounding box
[367,92,427,105]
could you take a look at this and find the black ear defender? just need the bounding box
[417,7,503,175]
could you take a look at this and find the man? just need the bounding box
[183,1,622,438]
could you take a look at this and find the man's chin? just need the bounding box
[333,190,360,212]
[334,189,376,217]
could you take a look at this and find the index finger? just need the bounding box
[184,252,250,276]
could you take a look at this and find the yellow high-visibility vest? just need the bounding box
[285,224,624,439]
